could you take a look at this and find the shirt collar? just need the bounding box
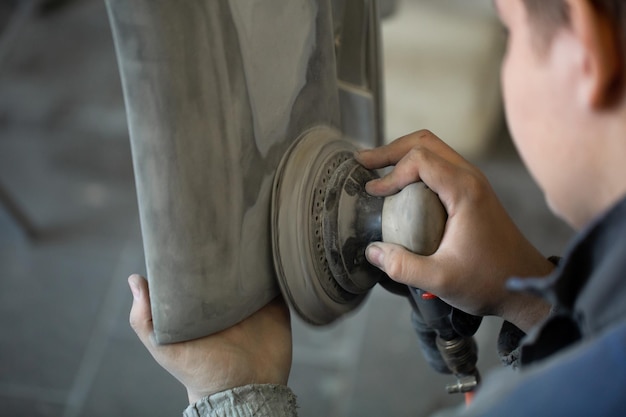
[508,195,626,337]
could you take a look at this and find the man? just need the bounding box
[128,0,626,415]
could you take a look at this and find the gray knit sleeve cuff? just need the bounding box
[183,384,298,417]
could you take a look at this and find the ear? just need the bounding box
[567,0,622,108]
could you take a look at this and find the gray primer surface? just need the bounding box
[229,1,316,155]
[106,0,340,343]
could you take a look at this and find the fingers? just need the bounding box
[128,274,155,348]
[365,242,440,291]
[356,130,467,198]
[365,145,448,197]
[356,130,432,169]
[356,130,464,170]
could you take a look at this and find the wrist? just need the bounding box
[502,294,552,332]
[185,372,288,404]
[188,389,210,405]
[186,379,246,404]
[184,385,297,417]
[500,256,558,332]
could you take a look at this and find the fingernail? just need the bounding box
[366,244,385,269]
[364,179,377,193]
[129,278,140,300]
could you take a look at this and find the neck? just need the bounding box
[569,110,626,228]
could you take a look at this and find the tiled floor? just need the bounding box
[0,1,574,416]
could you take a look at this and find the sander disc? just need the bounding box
[271,127,371,325]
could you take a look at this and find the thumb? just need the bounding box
[366,242,430,286]
[128,274,155,347]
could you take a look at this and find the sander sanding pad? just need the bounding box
[271,127,377,325]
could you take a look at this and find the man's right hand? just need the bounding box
[356,130,555,332]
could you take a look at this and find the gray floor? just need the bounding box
[0,1,574,416]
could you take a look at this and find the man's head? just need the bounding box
[495,0,626,229]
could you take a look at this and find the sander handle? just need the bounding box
[380,182,482,392]
[381,182,446,257]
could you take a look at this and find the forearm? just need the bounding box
[183,384,298,417]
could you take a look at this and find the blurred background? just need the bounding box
[0,0,574,416]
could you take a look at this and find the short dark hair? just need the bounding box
[522,0,626,53]
[522,0,569,33]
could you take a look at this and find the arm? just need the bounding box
[127,274,296,415]
[356,130,555,332]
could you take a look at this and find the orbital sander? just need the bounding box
[271,126,446,324]
[271,126,482,397]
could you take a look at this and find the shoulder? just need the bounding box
[465,320,626,417]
